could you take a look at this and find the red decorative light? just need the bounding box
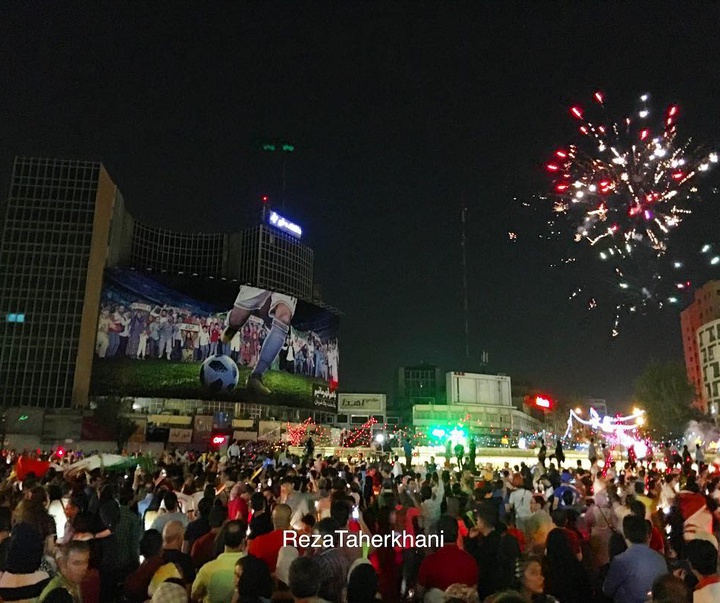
[570,106,583,119]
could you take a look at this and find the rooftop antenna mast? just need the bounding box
[260,142,295,211]
[461,193,470,360]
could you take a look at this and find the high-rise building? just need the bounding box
[0,156,320,409]
[125,213,314,298]
[232,223,314,299]
[680,280,720,413]
[0,157,124,408]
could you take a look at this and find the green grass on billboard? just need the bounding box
[90,358,326,409]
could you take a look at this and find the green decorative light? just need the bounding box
[261,144,276,151]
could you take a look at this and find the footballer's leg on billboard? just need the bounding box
[246,296,296,395]
[222,286,270,344]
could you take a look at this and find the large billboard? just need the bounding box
[446,372,511,407]
[90,268,339,410]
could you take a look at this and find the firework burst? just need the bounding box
[547,92,716,257]
[544,91,718,334]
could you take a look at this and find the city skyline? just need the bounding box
[2,5,720,408]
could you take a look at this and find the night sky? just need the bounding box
[2,4,720,408]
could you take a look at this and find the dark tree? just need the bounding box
[93,396,138,453]
[633,361,698,436]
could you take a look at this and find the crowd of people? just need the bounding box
[1,436,719,603]
[94,303,339,381]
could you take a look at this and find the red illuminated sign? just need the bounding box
[535,396,552,409]
[211,435,227,446]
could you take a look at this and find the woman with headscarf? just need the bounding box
[584,487,618,571]
[369,506,401,603]
[0,523,51,603]
[507,474,533,540]
[13,485,57,556]
[544,528,591,603]
[444,583,480,603]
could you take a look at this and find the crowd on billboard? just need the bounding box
[94,302,339,381]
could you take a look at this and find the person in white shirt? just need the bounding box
[507,474,533,537]
[420,475,445,534]
[47,486,67,541]
[659,473,678,510]
[392,456,403,478]
[227,440,241,462]
[164,478,196,519]
[280,479,311,530]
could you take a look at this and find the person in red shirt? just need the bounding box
[227,483,250,522]
[248,503,292,573]
[417,515,478,596]
[628,500,664,554]
[550,509,582,560]
[505,514,526,554]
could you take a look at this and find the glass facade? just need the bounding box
[0,158,102,407]
[237,224,314,299]
[131,223,227,276]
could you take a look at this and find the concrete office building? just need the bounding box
[697,318,720,417]
[680,280,720,412]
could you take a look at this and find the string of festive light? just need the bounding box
[344,417,378,447]
[564,407,649,458]
[286,417,313,447]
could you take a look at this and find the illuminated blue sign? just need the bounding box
[267,211,302,238]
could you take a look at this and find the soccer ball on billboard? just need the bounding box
[199,355,239,393]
